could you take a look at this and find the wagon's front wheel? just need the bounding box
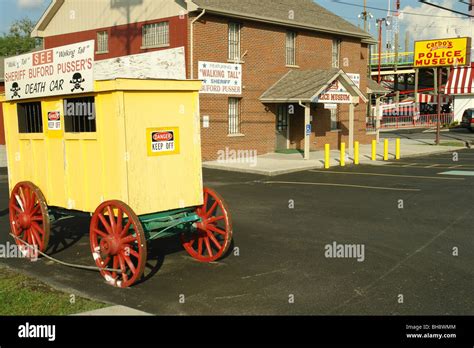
[90,200,147,288]
[181,187,233,262]
[9,181,50,258]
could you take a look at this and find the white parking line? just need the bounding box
[263,181,421,192]
[309,170,464,181]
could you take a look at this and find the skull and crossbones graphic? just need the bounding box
[70,73,85,92]
[10,82,21,99]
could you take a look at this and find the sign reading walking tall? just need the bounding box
[4,40,94,101]
[414,37,471,68]
[198,61,242,95]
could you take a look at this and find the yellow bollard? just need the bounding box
[354,141,359,165]
[372,140,377,161]
[384,139,389,161]
[395,138,401,160]
[340,142,345,167]
[325,144,330,169]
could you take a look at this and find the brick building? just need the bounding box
[32,0,376,160]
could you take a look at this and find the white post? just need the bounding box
[376,96,382,143]
[349,103,355,155]
[304,103,311,160]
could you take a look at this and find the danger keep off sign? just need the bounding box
[4,40,94,101]
[147,127,180,157]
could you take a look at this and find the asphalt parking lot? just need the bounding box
[1,149,474,315]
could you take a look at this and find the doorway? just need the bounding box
[276,104,289,151]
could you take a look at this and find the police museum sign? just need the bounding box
[4,40,94,101]
[315,73,360,104]
[198,61,242,95]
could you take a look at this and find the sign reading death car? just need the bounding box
[147,127,180,157]
[4,40,95,101]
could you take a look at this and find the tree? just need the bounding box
[0,18,39,57]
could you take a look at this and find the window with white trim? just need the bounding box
[142,22,169,48]
[332,39,341,68]
[228,22,241,61]
[96,31,108,53]
[330,108,339,130]
[286,31,297,66]
[228,98,241,135]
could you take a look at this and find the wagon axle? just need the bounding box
[8,182,233,288]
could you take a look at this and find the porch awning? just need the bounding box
[260,68,367,104]
[445,63,474,95]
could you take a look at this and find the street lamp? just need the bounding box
[376,18,390,84]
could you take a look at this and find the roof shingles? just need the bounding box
[192,0,374,41]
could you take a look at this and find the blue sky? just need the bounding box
[0,0,472,49]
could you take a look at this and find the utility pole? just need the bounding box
[377,18,387,84]
[394,0,401,91]
[363,0,368,32]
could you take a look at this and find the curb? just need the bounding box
[73,305,153,316]
[203,146,469,177]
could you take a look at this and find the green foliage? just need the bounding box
[0,18,38,57]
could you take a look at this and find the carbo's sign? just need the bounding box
[198,61,242,95]
[414,37,471,68]
[4,40,94,101]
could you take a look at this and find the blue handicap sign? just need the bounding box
[306,124,312,136]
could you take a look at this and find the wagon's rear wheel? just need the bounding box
[9,182,50,258]
[181,187,233,262]
[90,200,147,288]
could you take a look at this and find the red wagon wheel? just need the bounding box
[9,182,50,258]
[182,187,233,262]
[90,200,147,288]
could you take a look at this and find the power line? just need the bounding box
[418,0,473,17]
[331,0,473,18]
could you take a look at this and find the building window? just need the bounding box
[332,39,341,68]
[64,97,96,133]
[286,31,297,66]
[228,98,241,135]
[228,22,241,61]
[17,102,43,134]
[96,31,108,53]
[330,108,339,130]
[142,22,169,48]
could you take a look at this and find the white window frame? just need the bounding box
[96,31,108,54]
[228,22,241,62]
[330,108,340,131]
[142,22,170,49]
[228,98,241,135]
[286,31,297,66]
[332,39,341,68]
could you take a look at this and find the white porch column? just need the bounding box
[304,103,311,160]
[348,103,355,155]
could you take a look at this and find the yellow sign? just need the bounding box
[414,37,471,68]
[146,127,180,157]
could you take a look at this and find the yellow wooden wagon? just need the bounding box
[1,78,233,288]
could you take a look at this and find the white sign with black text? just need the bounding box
[198,61,242,95]
[4,40,94,101]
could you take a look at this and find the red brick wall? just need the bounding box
[190,14,374,160]
[44,15,188,63]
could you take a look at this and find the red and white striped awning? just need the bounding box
[445,63,474,95]
[418,93,451,104]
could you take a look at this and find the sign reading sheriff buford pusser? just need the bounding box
[4,40,94,101]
